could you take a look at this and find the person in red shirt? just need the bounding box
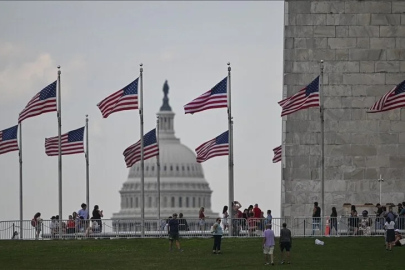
[253,204,263,231]
[253,204,262,218]
[66,215,76,234]
[199,207,206,231]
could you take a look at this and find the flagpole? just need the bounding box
[57,66,63,238]
[227,62,234,236]
[156,116,161,229]
[139,63,145,237]
[85,115,90,215]
[18,123,23,239]
[320,60,325,233]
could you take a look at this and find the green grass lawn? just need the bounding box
[0,237,402,269]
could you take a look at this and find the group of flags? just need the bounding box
[0,80,86,158]
[94,76,159,168]
[3,67,403,171]
[273,73,405,163]
[0,69,232,169]
[93,74,230,167]
[184,77,230,163]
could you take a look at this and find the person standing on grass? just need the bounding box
[280,223,292,265]
[199,207,206,231]
[263,224,275,265]
[212,218,223,254]
[312,202,321,235]
[265,210,273,226]
[330,207,338,235]
[78,203,89,230]
[168,213,183,252]
[222,206,229,231]
[92,205,103,232]
[384,217,395,251]
[32,212,42,240]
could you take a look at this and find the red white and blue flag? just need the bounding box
[45,127,85,156]
[272,145,281,163]
[18,81,57,123]
[195,130,229,163]
[123,128,159,168]
[0,125,19,155]
[184,77,227,114]
[97,78,139,118]
[278,76,319,117]
[368,80,405,113]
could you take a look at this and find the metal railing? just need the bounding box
[1,216,404,240]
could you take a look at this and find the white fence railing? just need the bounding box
[1,216,404,240]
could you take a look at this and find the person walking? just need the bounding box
[211,217,223,254]
[263,224,275,265]
[168,213,183,252]
[330,207,338,235]
[280,223,292,265]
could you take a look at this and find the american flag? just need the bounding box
[45,127,85,156]
[123,128,159,168]
[18,81,57,123]
[368,80,405,113]
[0,125,19,155]
[195,130,229,163]
[184,77,227,114]
[97,78,138,118]
[272,145,281,163]
[278,76,319,117]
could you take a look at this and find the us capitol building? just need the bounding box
[112,81,218,228]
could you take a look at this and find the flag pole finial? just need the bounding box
[140,63,143,72]
[227,62,231,72]
[57,65,61,75]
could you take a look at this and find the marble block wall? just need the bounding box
[282,0,405,218]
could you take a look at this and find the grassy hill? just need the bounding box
[0,237,402,269]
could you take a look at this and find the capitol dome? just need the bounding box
[112,81,219,222]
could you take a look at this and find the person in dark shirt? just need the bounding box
[330,207,338,235]
[375,203,383,229]
[92,205,103,232]
[178,213,189,231]
[279,223,292,265]
[312,202,321,235]
[168,213,183,252]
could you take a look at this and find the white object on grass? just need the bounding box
[315,239,324,245]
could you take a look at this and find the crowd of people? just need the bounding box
[163,200,292,265]
[311,201,405,251]
[30,203,104,239]
[162,202,273,236]
[29,199,404,262]
[222,201,273,236]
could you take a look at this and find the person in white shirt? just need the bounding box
[77,203,89,231]
[384,217,395,251]
[222,206,229,231]
[49,216,58,238]
[77,203,89,219]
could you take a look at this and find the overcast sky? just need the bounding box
[0,1,284,221]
